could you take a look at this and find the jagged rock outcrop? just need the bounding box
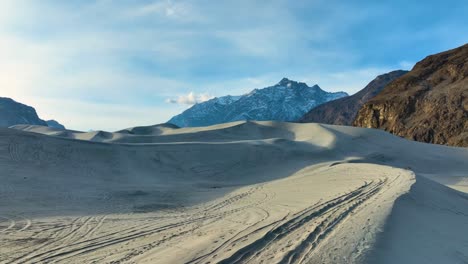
[354,44,468,147]
[0,97,48,127]
[0,97,65,129]
[300,70,408,125]
[168,78,348,127]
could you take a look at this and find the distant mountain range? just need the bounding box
[354,43,468,147]
[0,97,65,129]
[3,44,465,148]
[300,70,408,125]
[168,78,348,127]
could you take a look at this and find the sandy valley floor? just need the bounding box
[0,121,467,264]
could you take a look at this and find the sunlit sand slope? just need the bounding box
[1,121,467,263]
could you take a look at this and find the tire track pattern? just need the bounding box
[3,176,389,264]
[217,179,386,264]
[6,186,270,264]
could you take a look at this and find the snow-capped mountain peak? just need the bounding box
[210,95,241,105]
[168,79,348,127]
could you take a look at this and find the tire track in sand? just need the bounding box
[216,179,386,264]
[0,216,15,233]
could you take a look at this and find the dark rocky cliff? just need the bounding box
[300,70,408,125]
[354,44,468,147]
[0,97,47,127]
[0,97,65,129]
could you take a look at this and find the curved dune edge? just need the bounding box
[1,121,467,263]
[364,176,468,264]
[0,163,415,264]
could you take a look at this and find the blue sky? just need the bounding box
[1,0,467,131]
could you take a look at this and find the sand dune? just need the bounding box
[1,121,467,263]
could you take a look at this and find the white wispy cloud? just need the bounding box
[166,92,214,105]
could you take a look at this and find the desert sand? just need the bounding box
[1,121,467,264]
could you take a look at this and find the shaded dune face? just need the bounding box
[0,121,467,264]
[1,122,338,216]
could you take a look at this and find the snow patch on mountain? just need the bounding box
[168,78,348,127]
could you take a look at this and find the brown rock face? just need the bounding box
[300,70,408,125]
[354,43,468,147]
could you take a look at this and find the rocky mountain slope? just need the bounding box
[46,120,66,130]
[354,44,468,147]
[300,70,408,125]
[0,97,65,129]
[168,78,348,127]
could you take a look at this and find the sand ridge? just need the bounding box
[1,121,467,263]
